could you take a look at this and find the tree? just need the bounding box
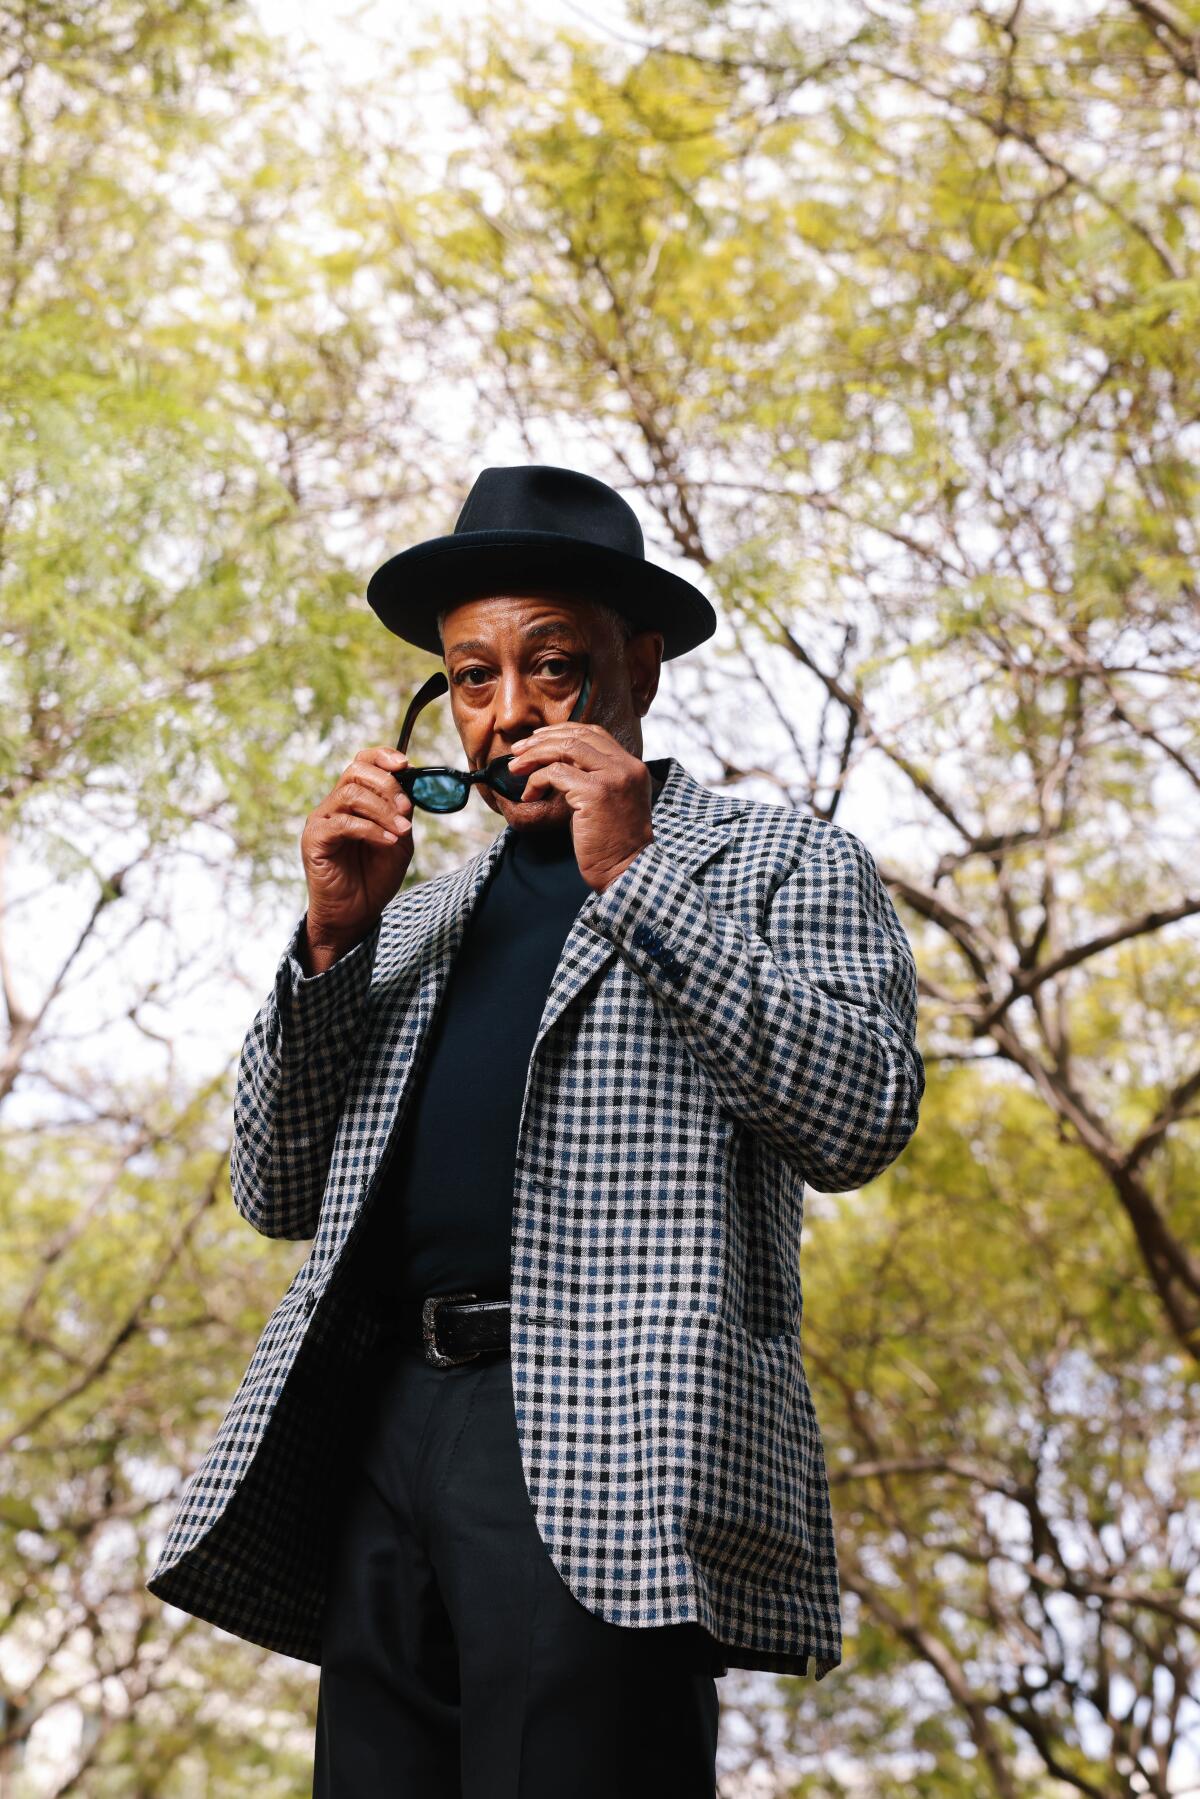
[6,0,1198,1788]
[0,2,477,1786]
[337,2,1196,1788]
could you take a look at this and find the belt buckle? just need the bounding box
[422,1290,481,1368]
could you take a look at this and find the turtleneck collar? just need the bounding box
[509,818,576,862]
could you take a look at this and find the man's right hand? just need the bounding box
[299,747,414,973]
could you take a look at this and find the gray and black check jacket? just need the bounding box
[146,756,925,1680]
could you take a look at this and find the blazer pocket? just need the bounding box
[638,1312,815,1587]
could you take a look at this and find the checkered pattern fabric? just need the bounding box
[146,757,925,1680]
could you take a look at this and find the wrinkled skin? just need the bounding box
[299,590,664,971]
[442,591,665,891]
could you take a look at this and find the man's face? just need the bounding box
[440,591,664,830]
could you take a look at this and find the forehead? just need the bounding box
[441,592,593,656]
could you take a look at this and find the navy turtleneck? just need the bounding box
[353,758,670,1304]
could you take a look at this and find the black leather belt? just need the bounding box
[373,1289,512,1368]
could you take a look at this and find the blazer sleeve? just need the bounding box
[229,910,383,1240]
[580,818,925,1192]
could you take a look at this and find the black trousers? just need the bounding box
[312,1334,721,1798]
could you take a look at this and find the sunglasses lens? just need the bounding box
[412,772,468,813]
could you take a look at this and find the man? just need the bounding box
[146,464,926,1797]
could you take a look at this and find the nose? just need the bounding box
[489,672,544,756]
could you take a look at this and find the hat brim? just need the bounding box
[365,529,717,661]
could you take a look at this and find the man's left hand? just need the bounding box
[507,725,654,893]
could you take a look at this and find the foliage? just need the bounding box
[0,1,479,1787]
[369,1,1200,1788]
[2,0,1198,1791]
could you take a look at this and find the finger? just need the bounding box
[342,749,409,791]
[338,774,414,818]
[508,731,612,771]
[518,761,599,804]
[343,758,409,797]
[511,722,608,743]
[359,746,410,770]
[321,810,411,847]
[326,788,412,836]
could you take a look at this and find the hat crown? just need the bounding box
[454,465,644,560]
[365,460,717,661]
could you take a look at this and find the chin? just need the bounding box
[503,794,570,828]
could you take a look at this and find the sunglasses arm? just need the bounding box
[397,670,449,756]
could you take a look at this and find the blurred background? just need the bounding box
[1,0,1197,1791]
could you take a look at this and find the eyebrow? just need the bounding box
[445,621,582,660]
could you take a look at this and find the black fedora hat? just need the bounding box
[366,464,717,661]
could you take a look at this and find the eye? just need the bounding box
[453,656,576,685]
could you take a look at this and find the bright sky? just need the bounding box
[252,0,643,70]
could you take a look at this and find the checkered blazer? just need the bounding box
[146,755,924,1680]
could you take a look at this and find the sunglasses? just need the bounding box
[393,653,593,814]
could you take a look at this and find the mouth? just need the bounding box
[500,780,559,807]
